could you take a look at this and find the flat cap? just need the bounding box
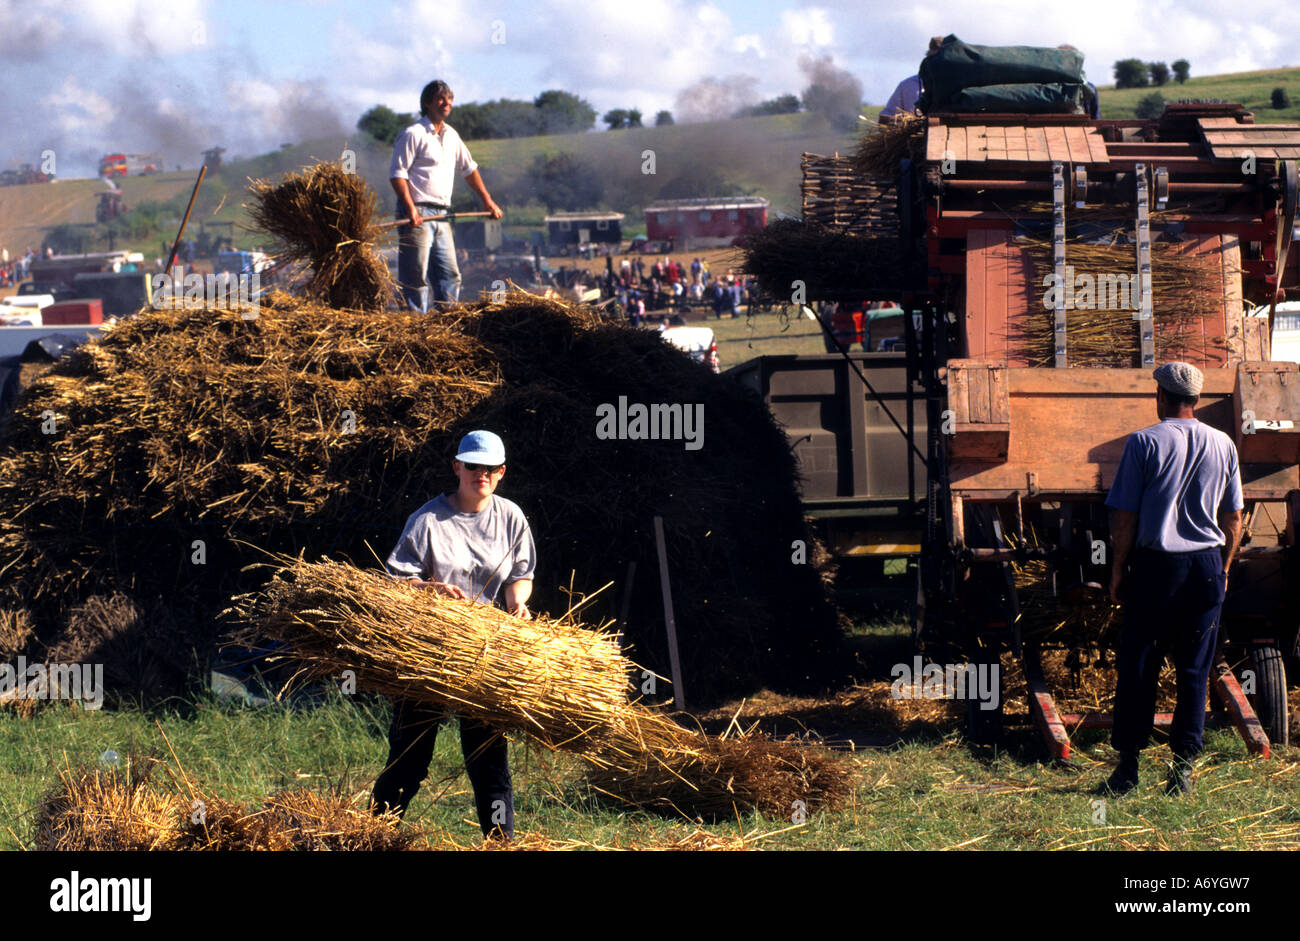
[1153,361,1204,397]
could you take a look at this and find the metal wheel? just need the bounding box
[1248,643,1289,747]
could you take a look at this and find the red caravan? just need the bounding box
[644,196,769,248]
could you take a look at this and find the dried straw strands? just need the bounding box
[851,115,925,178]
[35,761,413,851]
[742,218,907,300]
[249,163,395,310]
[1017,240,1222,367]
[231,557,854,817]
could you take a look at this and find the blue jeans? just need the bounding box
[397,208,460,312]
[1112,547,1226,759]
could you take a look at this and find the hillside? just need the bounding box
[3,66,1299,256]
[1096,66,1300,122]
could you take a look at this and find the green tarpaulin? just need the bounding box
[920,35,1086,112]
[949,82,1085,114]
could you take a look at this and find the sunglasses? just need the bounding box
[463,463,503,474]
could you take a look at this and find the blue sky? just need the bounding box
[1,0,1294,177]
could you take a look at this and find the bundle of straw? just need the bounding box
[851,114,925,178]
[249,163,394,310]
[742,218,908,300]
[229,557,853,817]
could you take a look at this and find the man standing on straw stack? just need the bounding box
[372,430,535,840]
[1103,363,1242,797]
[390,80,503,312]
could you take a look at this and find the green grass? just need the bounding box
[6,683,1296,850]
[708,306,830,367]
[1097,67,1300,123]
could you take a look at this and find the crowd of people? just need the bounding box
[0,247,37,287]
[586,254,760,327]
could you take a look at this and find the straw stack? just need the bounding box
[0,290,844,706]
[230,556,854,817]
[35,761,188,851]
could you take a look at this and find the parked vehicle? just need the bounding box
[661,325,720,373]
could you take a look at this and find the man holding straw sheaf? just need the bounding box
[390,80,503,311]
[372,430,535,840]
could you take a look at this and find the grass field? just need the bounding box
[1097,67,1300,123]
[6,621,1298,851]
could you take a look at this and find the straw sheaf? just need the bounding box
[851,115,926,178]
[742,218,907,299]
[231,557,854,816]
[248,163,395,310]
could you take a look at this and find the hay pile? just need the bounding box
[248,162,394,310]
[852,115,926,178]
[35,761,414,851]
[1017,239,1222,366]
[742,218,909,300]
[0,291,844,707]
[231,557,854,817]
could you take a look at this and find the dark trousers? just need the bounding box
[1112,547,1226,759]
[372,699,514,838]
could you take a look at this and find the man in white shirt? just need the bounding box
[390,80,503,311]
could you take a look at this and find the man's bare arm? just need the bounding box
[390,178,422,228]
[463,170,502,219]
[1218,508,1243,573]
[1109,508,1138,604]
[504,578,532,617]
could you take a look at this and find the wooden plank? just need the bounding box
[968,366,991,423]
[950,363,972,423]
[652,516,687,712]
[1084,127,1110,164]
[967,125,987,162]
[1027,126,1050,163]
[985,125,1007,159]
[987,229,1010,360]
[965,229,989,357]
[1223,234,1245,365]
[1065,126,1091,164]
[1007,125,1029,160]
[926,126,948,163]
[1044,125,1069,162]
[989,365,1010,423]
[950,125,967,162]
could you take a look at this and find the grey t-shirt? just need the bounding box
[386,493,536,605]
[1105,418,1244,552]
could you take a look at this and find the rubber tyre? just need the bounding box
[1248,644,1289,748]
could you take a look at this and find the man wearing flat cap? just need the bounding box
[1103,362,1243,796]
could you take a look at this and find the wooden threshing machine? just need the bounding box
[911,103,1300,756]
[758,100,1300,757]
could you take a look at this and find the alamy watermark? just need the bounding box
[890,656,1000,711]
[151,266,260,317]
[1,657,103,710]
[595,396,704,451]
[1041,266,1139,313]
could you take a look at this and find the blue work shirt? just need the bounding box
[1105,418,1243,552]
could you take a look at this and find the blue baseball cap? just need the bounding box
[455,430,506,465]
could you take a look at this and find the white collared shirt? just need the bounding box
[389,117,478,207]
